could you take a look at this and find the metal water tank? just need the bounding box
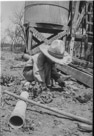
[24,1,70,27]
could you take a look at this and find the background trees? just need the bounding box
[1,6,26,48]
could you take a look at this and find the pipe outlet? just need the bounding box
[9,91,29,129]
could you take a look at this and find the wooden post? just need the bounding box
[72,1,80,25]
[69,1,80,57]
[69,36,75,57]
[85,2,93,62]
[27,28,33,55]
[69,3,85,57]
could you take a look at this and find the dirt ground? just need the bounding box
[0,50,93,136]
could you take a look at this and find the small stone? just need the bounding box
[61,96,65,100]
[38,122,42,125]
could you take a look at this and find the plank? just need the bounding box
[72,1,80,25]
[86,31,93,35]
[32,46,40,55]
[69,63,93,76]
[72,57,93,68]
[87,12,93,15]
[56,64,93,88]
[86,22,93,25]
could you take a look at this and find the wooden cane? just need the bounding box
[77,123,92,132]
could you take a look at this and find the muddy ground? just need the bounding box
[0,50,93,136]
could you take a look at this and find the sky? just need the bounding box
[0,1,25,40]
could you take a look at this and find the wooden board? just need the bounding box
[69,63,93,76]
[72,57,93,68]
[56,64,93,88]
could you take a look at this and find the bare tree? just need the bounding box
[0,16,5,44]
[9,7,26,45]
[6,27,16,45]
[1,36,7,44]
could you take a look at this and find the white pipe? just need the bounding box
[9,91,29,129]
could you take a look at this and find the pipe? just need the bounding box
[9,91,29,129]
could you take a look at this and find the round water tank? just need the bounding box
[24,1,70,27]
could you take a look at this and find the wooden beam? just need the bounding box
[72,1,80,25]
[31,46,40,55]
[49,30,68,44]
[56,64,93,88]
[67,35,85,42]
[86,31,93,35]
[69,63,93,76]
[27,29,33,54]
[69,4,85,57]
[87,21,93,25]
[72,57,93,68]
[87,12,93,15]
